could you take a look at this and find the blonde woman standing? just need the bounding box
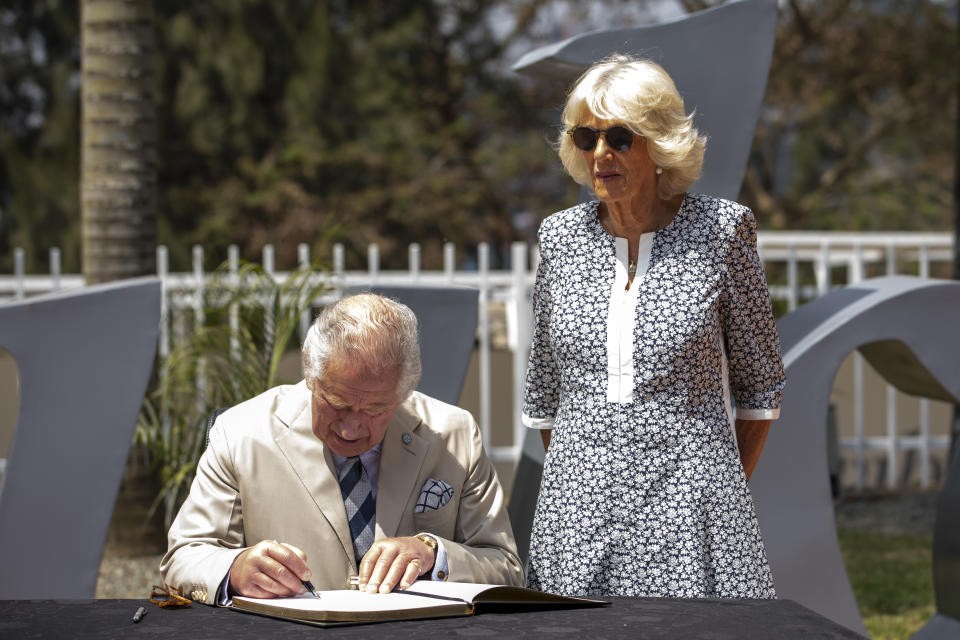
[523,55,785,598]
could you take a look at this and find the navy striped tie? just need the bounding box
[340,457,375,564]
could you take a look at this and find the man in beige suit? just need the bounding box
[160,294,523,604]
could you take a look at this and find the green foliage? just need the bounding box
[136,258,332,527]
[151,0,566,270]
[837,528,936,640]
[3,1,956,274]
[2,1,568,273]
[742,0,957,231]
[0,0,81,273]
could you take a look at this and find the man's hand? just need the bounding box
[358,536,436,593]
[228,540,312,598]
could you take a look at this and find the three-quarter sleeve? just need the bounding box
[718,205,785,420]
[522,224,561,429]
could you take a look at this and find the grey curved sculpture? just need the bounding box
[753,276,960,636]
[0,278,160,598]
[508,0,778,573]
[512,0,777,202]
[913,437,960,639]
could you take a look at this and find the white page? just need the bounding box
[235,589,464,613]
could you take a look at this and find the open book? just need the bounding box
[231,581,609,626]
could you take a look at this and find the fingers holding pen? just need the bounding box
[274,540,310,568]
[229,539,312,598]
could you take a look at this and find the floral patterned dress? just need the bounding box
[522,193,785,598]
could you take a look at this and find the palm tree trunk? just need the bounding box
[81,0,156,284]
[951,24,960,459]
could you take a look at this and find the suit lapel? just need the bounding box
[273,382,355,567]
[376,402,428,538]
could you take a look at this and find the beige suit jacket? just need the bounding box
[160,381,523,603]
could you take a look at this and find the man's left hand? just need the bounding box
[357,536,435,593]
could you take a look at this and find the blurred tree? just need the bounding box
[0,1,81,273]
[734,0,957,232]
[81,0,157,283]
[153,0,568,270]
[2,1,569,273]
[2,0,955,275]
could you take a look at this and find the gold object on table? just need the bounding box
[149,584,193,608]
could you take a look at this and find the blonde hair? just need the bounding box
[302,293,422,401]
[557,54,706,199]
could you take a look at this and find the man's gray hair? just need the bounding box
[302,293,422,401]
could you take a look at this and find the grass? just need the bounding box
[837,528,935,640]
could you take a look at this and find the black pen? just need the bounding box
[302,579,321,599]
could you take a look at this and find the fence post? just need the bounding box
[443,242,455,285]
[298,243,311,342]
[478,242,491,448]
[13,248,24,300]
[367,244,379,286]
[333,244,345,295]
[50,248,61,291]
[510,242,531,458]
[919,243,931,487]
[263,245,276,368]
[884,242,898,489]
[228,245,240,368]
[192,245,206,414]
[157,246,169,360]
[155,245,170,441]
[815,240,830,295]
[789,244,800,311]
[851,240,865,492]
[409,243,421,283]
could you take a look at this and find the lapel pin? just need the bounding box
[402,433,412,445]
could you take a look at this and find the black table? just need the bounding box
[0,597,865,639]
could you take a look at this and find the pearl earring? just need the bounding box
[655,167,663,175]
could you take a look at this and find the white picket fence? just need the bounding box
[2,231,955,490]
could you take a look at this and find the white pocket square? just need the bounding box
[415,478,454,513]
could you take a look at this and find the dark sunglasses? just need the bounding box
[568,125,635,152]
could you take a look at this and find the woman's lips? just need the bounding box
[596,171,620,182]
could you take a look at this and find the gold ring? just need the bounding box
[409,559,422,571]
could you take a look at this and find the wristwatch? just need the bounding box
[415,533,438,560]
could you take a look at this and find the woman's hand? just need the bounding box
[539,429,552,452]
[735,419,772,480]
